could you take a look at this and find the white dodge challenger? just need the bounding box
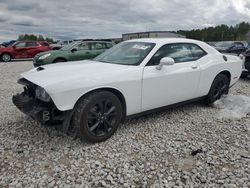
[13,38,243,142]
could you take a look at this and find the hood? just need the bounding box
[0,46,12,52]
[21,60,139,88]
[36,50,62,57]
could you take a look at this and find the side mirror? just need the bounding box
[156,57,175,70]
[71,48,77,53]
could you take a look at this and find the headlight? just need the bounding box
[35,86,51,102]
[38,53,51,60]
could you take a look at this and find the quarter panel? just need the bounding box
[197,54,242,96]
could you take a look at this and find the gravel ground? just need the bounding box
[0,61,250,188]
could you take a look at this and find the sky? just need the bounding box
[0,0,250,42]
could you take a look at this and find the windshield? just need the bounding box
[215,41,233,48]
[94,42,155,65]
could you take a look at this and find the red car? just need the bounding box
[0,41,51,62]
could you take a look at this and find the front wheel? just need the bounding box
[72,91,122,143]
[1,53,11,62]
[206,74,229,104]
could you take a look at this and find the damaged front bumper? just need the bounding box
[12,78,73,132]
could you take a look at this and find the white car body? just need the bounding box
[21,38,243,116]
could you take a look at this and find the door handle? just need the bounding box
[86,52,90,54]
[191,66,198,69]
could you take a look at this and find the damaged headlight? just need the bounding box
[35,86,51,102]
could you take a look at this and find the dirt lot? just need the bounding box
[0,61,250,187]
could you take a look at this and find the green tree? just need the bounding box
[18,34,54,42]
[178,22,250,41]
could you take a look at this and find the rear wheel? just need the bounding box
[206,74,229,104]
[72,91,122,143]
[1,53,11,62]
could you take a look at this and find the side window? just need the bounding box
[15,42,26,48]
[76,43,89,50]
[188,44,207,60]
[234,43,244,48]
[147,43,194,66]
[26,42,38,47]
[40,42,49,46]
[92,42,106,50]
[106,43,113,49]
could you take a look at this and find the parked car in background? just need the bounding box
[214,41,248,55]
[241,49,250,78]
[33,40,114,67]
[50,40,74,50]
[0,41,51,62]
[2,40,17,47]
[13,38,242,143]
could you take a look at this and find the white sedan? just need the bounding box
[13,38,243,142]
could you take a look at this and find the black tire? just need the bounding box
[53,58,66,63]
[72,91,122,143]
[240,74,248,79]
[1,53,11,62]
[206,74,229,104]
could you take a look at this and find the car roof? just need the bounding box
[126,38,219,54]
[126,38,203,45]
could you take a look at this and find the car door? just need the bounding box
[25,41,40,58]
[90,42,107,58]
[142,43,205,111]
[12,42,27,58]
[68,42,92,61]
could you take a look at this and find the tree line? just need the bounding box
[177,22,250,42]
[18,34,54,43]
[17,22,250,43]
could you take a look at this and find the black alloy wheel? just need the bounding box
[73,91,122,143]
[206,74,229,104]
[86,99,117,137]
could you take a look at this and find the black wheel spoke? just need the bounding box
[106,106,116,116]
[103,121,110,133]
[89,121,100,132]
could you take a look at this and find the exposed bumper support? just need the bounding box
[12,92,73,132]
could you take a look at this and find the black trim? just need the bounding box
[126,96,207,119]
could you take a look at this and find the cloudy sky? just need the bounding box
[0,0,250,42]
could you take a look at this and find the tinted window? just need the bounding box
[15,42,26,48]
[234,42,244,47]
[26,42,38,47]
[189,44,207,60]
[147,43,206,66]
